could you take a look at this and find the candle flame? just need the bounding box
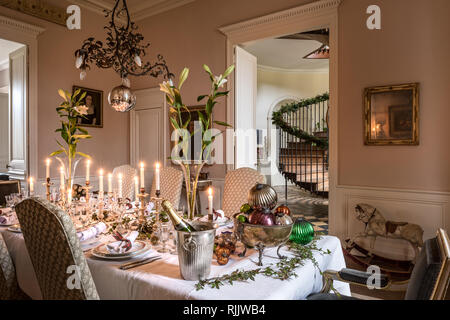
[86,159,91,165]
[29,177,33,183]
[155,162,160,169]
[134,176,138,182]
[208,187,213,196]
[140,162,144,168]
[46,158,51,165]
[118,173,123,179]
[99,169,104,175]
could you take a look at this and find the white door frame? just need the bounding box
[219,0,340,234]
[0,15,44,181]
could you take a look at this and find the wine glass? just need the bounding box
[157,221,170,253]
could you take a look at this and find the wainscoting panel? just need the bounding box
[331,185,449,242]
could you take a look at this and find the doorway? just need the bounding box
[0,38,27,185]
[219,0,339,234]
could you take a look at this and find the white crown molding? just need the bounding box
[219,0,341,38]
[257,64,329,74]
[0,15,45,38]
[72,0,196,22]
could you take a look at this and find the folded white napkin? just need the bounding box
[106,231,139,254]
[213,209,227,223]
[77,222,107,242]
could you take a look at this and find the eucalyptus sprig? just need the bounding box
[195,238,331,291]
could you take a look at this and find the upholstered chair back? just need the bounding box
[15,198,99,300]
[112,165,137,200]
[405,235,448,300]
[150,166,184,209]
[222,168,266,218]
[0,233,27,299]
[0,180,21,206]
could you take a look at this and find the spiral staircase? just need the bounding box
[274,94,329,198]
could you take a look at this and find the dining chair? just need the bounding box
[150,166,184,209]
[0,233,28,299]
[308,228,450,300]
[15,197,99,300]
[222,167,266,218]
[0,180,21,206]
[112,164,137,200]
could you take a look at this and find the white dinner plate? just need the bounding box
[91,240,150,260]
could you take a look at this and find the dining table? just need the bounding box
[0,208,351,300]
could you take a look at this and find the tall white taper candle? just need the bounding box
[140,162,145,189]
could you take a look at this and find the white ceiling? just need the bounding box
[0,39,25,69]
[242,38,329,72]
[72,0,196,21]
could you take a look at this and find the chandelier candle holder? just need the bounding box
[74,0,173,112]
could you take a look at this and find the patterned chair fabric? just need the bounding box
[222,167,266,218]
[0,233,27,299]
[112,165,137,201]
[0,180,21,206]
[150,166,184,209]
[15,198,99,300]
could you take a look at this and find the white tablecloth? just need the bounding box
[0,226,350,300]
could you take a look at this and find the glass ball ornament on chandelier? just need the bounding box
[108,78,137,112]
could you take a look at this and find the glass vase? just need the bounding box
[175,159,207,221]
[55,156,82,204]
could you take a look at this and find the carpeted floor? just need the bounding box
[273,185,329,234]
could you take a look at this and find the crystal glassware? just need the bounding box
[157,221,171,253]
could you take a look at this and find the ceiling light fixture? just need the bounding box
[74,0,173,112]
[303,44,330,59]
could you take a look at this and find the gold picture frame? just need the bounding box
[364,83,419,145]
[72,86,104,128]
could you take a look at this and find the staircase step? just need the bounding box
[280,148,328,156]
[287,142,327,150]
[280,157,327,164]
[296,172,329,183]
[280,165,327,174]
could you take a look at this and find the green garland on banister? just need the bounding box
[272,93,329,149]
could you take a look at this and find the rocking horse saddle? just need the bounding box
[385,221,408,234]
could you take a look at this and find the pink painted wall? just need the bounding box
[1,0,448,192]
[338,0,450,192]
[0,3,130,179]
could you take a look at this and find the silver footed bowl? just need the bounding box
[233,213,293,266]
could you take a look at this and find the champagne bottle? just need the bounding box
[161,200,197,232]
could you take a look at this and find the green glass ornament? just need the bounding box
[290,218,315,245]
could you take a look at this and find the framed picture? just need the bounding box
[168,105,211,161]
[364,83,419,145]
[72,86,103,128]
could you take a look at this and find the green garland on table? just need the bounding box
[271,93,329,149]
[195,236,332,291]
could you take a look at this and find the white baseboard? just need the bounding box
[331,185,450,242]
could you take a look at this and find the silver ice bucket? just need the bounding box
[176,222,216,280]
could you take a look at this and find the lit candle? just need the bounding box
[208,187,213,218]
[108,173,112,193]
[45,158,51,179]
[118,173,123,199]
[99,169,104,199]
[155,162,160,192]
[134,176,139,202]
[67,187,72,205]
[140,162,145,189]
[85,159,91,182]
[29,177,34,194]
[60,166,65,192]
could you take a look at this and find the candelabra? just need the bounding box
[84,180,92,202]
[151,190,162,225]
[45,178,52,201]
[137,187,149,224]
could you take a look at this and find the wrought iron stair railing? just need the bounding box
[272,93,329,198]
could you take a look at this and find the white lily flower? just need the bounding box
[75,105,88,115]
[214,75,227,88]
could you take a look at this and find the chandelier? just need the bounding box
[74,0,173,112]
